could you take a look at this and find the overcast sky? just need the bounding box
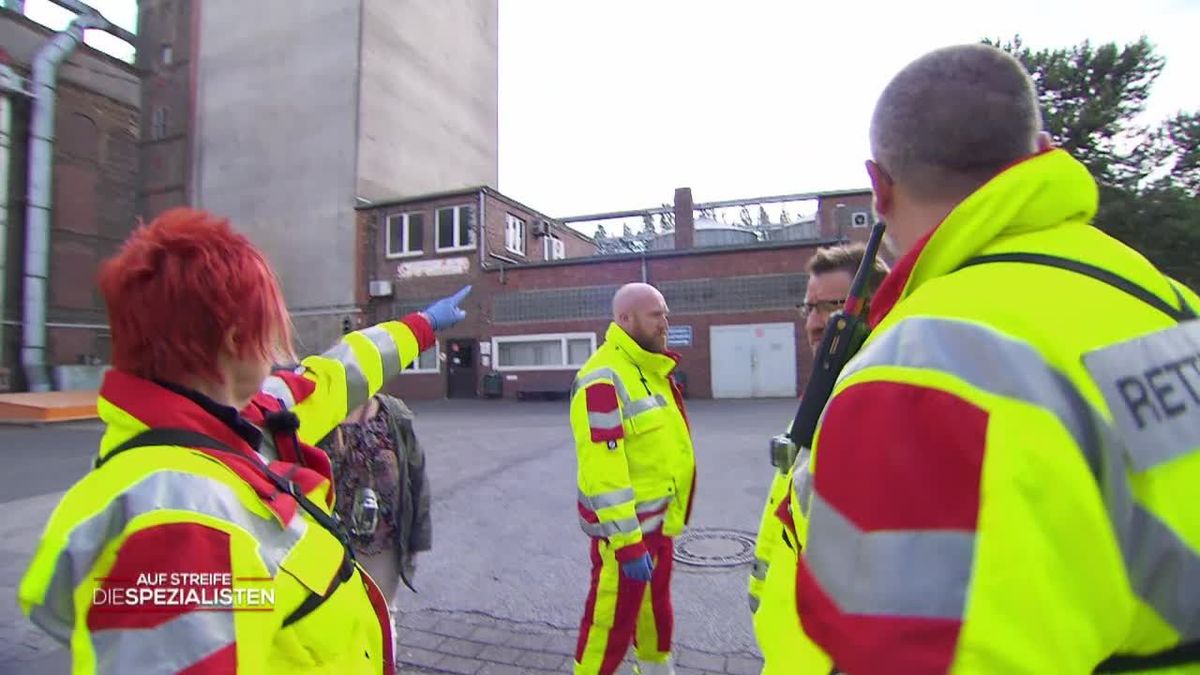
[23,0,1200,218]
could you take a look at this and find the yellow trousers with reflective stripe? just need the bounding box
[575,535,674,675]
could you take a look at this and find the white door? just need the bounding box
[710,323,797,398]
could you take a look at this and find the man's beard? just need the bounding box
[632,322,664,353]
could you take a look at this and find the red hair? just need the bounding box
[99,208,294,385]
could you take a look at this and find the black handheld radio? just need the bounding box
[769,221,887,468]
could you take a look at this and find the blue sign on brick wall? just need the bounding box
[667,325,693,347]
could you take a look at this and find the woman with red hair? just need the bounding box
[18,208,470,674]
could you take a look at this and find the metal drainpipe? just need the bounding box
[0,71,13,368]
[21,12,109,391]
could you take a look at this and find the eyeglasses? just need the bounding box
[797,299,845,317]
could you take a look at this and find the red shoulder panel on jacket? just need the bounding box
[584,383,623,443]
[87,522,232,631]
[814,381,987,532]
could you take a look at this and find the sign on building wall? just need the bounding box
[668,325,693,347]
[396,257,471,279]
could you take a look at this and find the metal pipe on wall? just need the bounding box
[20,11,108,391]
[0,75,12,367]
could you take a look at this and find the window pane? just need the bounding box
[567,338,592,365]
[388,216,404,255]
[406,345,438,371]
[418,346,437,370]
[407,213,424,252]
[498,339,562,367]
[458,206,474,247]
[437,208,455,248]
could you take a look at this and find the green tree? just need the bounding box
[987,35,1200,291]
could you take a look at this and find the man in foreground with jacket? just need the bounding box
[788,43,1200,672]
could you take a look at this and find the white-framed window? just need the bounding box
[386,212,424,258]
[505,214,526,256]
[402,343,440,374]
[436,205,476,252]
[492,332,596,371]
[543,235,566,260]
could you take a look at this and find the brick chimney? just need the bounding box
[673,187,694,250]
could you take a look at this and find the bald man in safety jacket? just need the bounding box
[571,283,696,675]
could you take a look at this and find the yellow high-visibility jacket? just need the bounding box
[788,149,1200,673]
[570,322,696,562]
[750,465,806,674]
[19,316,434,674]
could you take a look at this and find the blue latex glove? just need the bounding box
[420,285,472,331]
[620,553,654,582]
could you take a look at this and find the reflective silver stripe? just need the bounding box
[323,342,369,412]
[835,316,1200,637]
[92,610,235,675]
[791,447,814,518]
[573,368,632,406]
[579,487,634,511]
[752,557,769,581]
[28,471,305,643]
[625,393,667,417]
[1082,320,1200,471]
[581,516,641,538]
[1129,503,1200,638]
[843,317,1103,477]
[260,375,296,409]
[574,369,669,423]
[635,496,671,515]
[805,492,974,620]
[749,593,760,613]
[359,325,403,380]
[640,513,666,534]
[587,410,622,433]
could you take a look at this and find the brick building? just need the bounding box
[0,9,140,390]
[357,185,878,401]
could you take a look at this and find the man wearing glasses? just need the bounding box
[749,242,889,674]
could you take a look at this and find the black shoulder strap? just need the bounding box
[96,428,233,468]
[959,252,1197,323]
[1096,639,1200,672]
[95,427,356,569]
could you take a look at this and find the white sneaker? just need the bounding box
[634,659,675,675]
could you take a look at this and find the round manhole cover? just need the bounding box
[673,528,756,568]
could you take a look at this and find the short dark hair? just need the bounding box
[870,44,1042,200]
[806,242,890,297]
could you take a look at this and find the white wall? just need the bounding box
[356,0,499,201]
[193,0,362,334]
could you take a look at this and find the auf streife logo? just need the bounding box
[92,572,275,612]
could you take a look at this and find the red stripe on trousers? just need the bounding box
[575,535,675,674]
[600,564,646,675]
[575,539,604,664]
[649,536,674,651]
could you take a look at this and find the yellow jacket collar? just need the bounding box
[604,322,679,376]
[870,149,1098,325]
